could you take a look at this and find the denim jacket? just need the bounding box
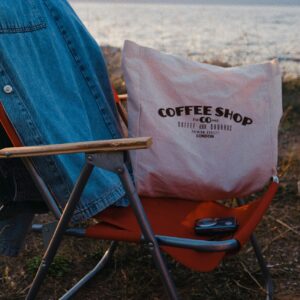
[0,0,127,255]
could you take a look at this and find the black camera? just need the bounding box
[194,217,238,236]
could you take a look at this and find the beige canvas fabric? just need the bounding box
[122,40,282,201]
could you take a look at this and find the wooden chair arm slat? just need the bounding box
[0,137,152,158]
[118,94,128,101]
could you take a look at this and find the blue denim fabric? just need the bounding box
[0,0,128,226]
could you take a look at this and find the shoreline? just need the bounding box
[102,45,300,94]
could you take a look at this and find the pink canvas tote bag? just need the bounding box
[122,40,282,201]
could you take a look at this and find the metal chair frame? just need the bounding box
[11,149,274,300]
[0,98,275,299]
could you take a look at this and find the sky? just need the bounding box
[71,0,300,5]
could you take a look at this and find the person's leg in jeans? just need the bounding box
[0,126,45,256]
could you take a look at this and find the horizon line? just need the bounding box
[70,0,300,6]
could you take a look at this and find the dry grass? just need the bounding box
[0,54,299,300]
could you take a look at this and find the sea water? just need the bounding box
[71,1,300,78]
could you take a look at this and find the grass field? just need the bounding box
[0,53,299,300]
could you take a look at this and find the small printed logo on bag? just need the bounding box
[158,105,253,138]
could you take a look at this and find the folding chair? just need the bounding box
[0,88,279,300]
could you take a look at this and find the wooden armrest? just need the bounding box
[0,137,152,158]
[118,94,128,101]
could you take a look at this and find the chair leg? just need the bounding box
[118,166,179,300]
[250,234,274,300]
[88,153,179,300]
[59,241,118,300]
[145,240,179,300]
[26,163,94,300]
[237,198,273,300]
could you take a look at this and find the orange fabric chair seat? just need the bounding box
[87,181,278,272]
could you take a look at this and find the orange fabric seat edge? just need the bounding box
[0,103,22,147]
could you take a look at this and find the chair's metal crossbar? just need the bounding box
[59,241,118,300]
[0,138,274,300]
